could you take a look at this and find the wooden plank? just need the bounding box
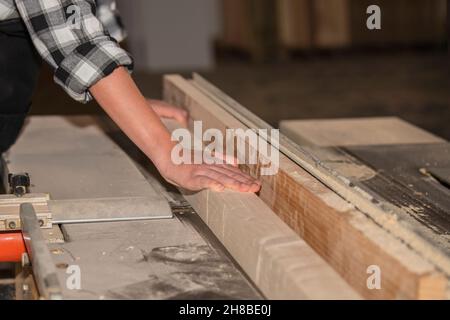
[190,73,450,278]
[220,0,277,61]
[221,0,252,51]
[276,0,313,49]
[396,0,446,45]
[277,0,351,50]
[350,0,446,47]
[163,74,448,299]
[347,144,450,249]
[182,188,359,299]
[280,118,450,257]
[350,0,398,47]
[280,117,446,147]
[313,0,351,48]
[162,119,358,299]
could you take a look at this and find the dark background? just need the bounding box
[30,0,449,139]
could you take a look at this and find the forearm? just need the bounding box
[90,67,173,168]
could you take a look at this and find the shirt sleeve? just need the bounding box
[15,0,133,103]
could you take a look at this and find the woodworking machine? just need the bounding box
[8,173,30,197]
[0,113,188,300]
[0,75,448,300]
[0,173,59,299]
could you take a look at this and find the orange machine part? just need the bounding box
[0,232,26,262]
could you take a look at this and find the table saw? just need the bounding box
[0,115,261,300]
[0,75,448,300]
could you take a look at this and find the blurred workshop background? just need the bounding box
[31,0,449,139]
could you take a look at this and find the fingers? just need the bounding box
[199,168,249,192]
[209,165,259,188]
[162,107,188,127]
[193,175,225,192]
[149,99,189,127]
[212,151,239,167]
[173,109,189,127]
[161,161,261,193]
[217,164,261,188]
[198,165,261,193]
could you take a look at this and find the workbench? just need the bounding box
[0,116,261,300]
[1,75,448,300]
[162,74,449,299]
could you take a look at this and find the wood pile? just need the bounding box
[219,0,446,60]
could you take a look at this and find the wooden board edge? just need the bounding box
[162,116,358,299]
[163,74,448,299]
[182,188,360,300]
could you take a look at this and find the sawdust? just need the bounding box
[349,211,436,274]
[328,162,377,182]
[289,158,450,276]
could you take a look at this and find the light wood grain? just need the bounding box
[313,0,351,48]
[164,118,358,299]
[277,0,312,49]
[163,74,447,299]
[280,117,445,147]
[182,188,359,299]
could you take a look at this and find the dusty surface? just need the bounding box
[52,217,261,300]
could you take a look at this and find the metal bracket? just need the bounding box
[0,193,52,231]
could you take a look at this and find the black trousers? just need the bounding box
[0,19,41,153]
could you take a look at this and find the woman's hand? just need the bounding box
[91,67,261,193]
[158,162,261,193]
[148,99,189,127]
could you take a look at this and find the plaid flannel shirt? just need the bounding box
[0,0,133,103]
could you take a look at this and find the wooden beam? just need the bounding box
[183,188,359,299]
[162,119,358,299]
[188,75,450,277]
[163,74,448,299]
